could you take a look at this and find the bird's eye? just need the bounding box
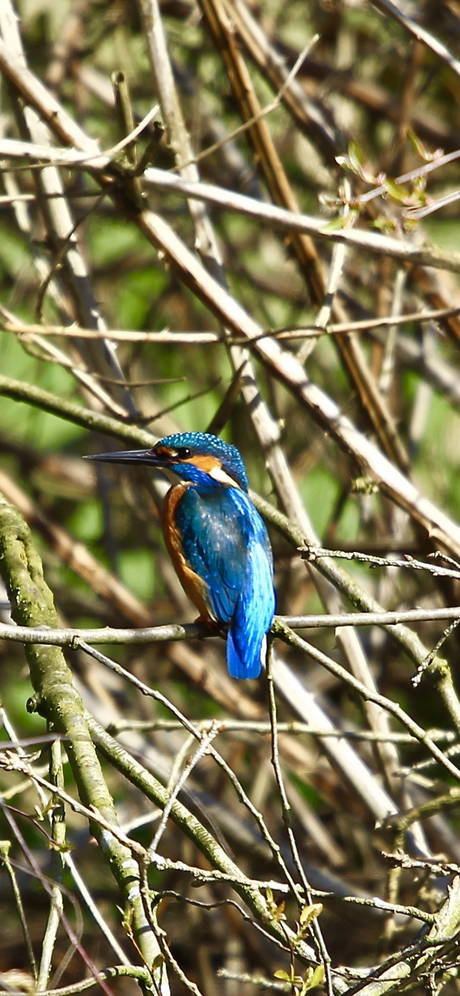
[177,447,192,460]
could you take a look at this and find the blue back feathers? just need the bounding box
[175,484,275,678]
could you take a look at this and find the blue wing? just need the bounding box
[226,538,275,678]
[175,486,275,678]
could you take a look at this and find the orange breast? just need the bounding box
[162,485,213,622]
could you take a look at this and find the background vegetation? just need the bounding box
[1,0,460,993]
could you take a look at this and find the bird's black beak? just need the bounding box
[84,448,165,467]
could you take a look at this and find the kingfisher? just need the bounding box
[87,432,276,679]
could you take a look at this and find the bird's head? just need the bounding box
[85,431,249,491]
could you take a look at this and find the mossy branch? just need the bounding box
[0,495,168,994]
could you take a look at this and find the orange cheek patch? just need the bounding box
[188,455,220,473]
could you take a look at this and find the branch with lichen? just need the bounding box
[0,495,168,994]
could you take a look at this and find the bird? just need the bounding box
[86,432,276,679]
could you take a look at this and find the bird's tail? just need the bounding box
[226,543,275,678]
[227,623,266,679]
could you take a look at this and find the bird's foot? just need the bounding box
[194,615,224,636]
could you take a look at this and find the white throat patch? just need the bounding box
[209,466,241,488]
